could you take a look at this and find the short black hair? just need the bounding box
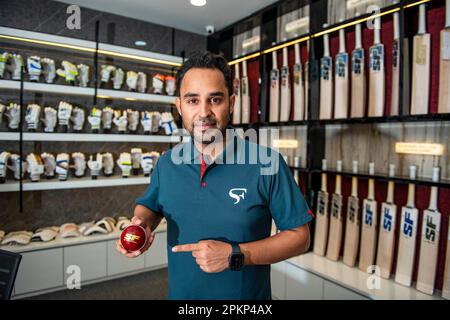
[175,51,233,97]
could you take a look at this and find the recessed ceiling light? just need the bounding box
[190,0,206,7]
[134,40,147,46]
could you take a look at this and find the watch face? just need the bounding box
[229,253,244,271]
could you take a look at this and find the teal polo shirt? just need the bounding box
[135,135,312,300]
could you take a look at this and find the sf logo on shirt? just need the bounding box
[229,188,248,205]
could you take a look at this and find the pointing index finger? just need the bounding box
[172,243,200,253]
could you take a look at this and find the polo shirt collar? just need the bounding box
[189,134,245,165]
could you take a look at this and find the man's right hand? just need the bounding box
[116,216,155,258]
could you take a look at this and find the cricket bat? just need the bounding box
[320,27,333,120]
[416,167,441,295]
[313,159,330,256]
[269,51,280,123]
[395,165,419,287]
[343,161,361,267]
[241,60,250,124]
[326,160,344,261]
[334,23,349,119]
[443,218,450,299]
[280,47,291,122]
[368,16,385,117]
[293,156,300,186]
[391,12,400,116]
[293,43,305,121]
[304,40,310,120]
[232,63,242,124]
[359,163,378,272]
[376,164,398,279]
[411,4,431,115]
[438,0,450,114]
[351,22,366,118]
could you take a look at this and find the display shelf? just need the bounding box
[0,175,151,193]
[96,88,176,104]
[287,253,443,300]
[0,222,167,254]
[0,79,176,104]
[311,169,450,188]
[1,132,182,143]
[0,26,182,67]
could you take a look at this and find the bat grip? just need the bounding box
[351,176,358,197]
[294,43,301,65]
[406,183,415,208]
[282,47,288,66]
[393,12,400,40]
[242,60,247,77]
[339,28,346,53]
[323,34,330,57]
[321,173,327,192]
[234,63,240,78]
[446,0,450,28]
[387,181,394,203]
[418,4,427,35]
[368,178,375,200]
[429,186,438,211]
[335,174,342,194]
[374,17,381,45]
[355,23,362,49]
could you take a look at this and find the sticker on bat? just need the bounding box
[370,45,384,72]
[321,57,332,80]
[352,49,364,75]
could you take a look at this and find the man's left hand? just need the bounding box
[172,240,232,273]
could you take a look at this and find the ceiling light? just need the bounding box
[190,0,207,7]
[134,40,147,46]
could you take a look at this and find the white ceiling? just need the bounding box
[56,0,278,35]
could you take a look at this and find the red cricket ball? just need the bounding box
[120,225,147,252]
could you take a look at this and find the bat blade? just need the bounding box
[416,209,441,295]
[343,196,360,267]
[280,51,291,122]
[359,199,378,272]
[334,52,349,119]
[438,29,450,114]
[391,38,400,116]
[269,61,280,122]
[313,190,330,256]
[319,57,333,119]
[395,207,419,287]
[376,202,397,279]
[443,219,450,299]
[232,68,242,125]
[351,47,366,118]
[368,43,385,117]
[326,193,343,261]
[411,34,431,115]
[293,63,305,121]
[241,62,251,124]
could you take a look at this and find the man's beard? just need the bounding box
[186,115,229,145]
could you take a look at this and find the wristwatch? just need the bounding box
[228,242,245,271]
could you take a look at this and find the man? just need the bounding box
[116,51,312,300]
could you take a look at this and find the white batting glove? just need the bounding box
[0,104,6,127]
[25,104,41,131]
[127,109,139,132]
[141,151,160,177]
[151,112,162,133]
[101,65,116,83]
[0,151,11,183]
[152,74,164,94]
[113,68,124,89]
[131,148,142,175]
[87,153,103,179]
[55,153,70,181]
[6,103,21,130]
[26,153,44,182]
[8,154,27,180]
[77,64,90,87]
[41,152,56,179]
[117,152,132,178]
[102,152,114,176]
[137,72,147,93]
[72,152,86,177]
[41,58,56,83]
[70,107,85,131]
[113,110,128,133]
[101,107,113,131]
[87,107,102,132]
[7,53,24,80]
[126,71,137,91]
[27,56,41,82]
[165,76,176,96]
[160,112,177,135]
[58,101,73,129]
[140,111,152,133]
[0,51,8,78]
[56,61,78,84]
[42,107,57,132]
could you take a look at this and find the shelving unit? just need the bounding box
[0,175,151,193]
